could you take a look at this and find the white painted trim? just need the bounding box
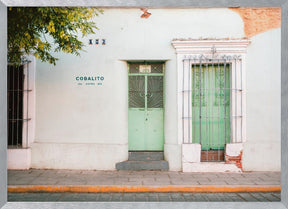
[172,39,250,147]
[177,54,184,145]
[172,39,251,54]
[182,143,243,172]
[226,143,243,157]
[22,55,35,148]
[8,55,35,170]
[182,144,201,163]
[241,55,247,143]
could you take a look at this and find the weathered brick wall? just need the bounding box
[225,150,243,170]
[229,7,281,37]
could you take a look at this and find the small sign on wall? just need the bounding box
[139,65,151,73]
[89,39,106,45]
[75,75,105,86]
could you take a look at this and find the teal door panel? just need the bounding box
[146,109,164,150]
[128,63,164,151]
[128,109,146,150]
[192,64,230,150]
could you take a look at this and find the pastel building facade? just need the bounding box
[7,8,281,172]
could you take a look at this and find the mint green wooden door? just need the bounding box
[128,63,164,151]
[192,64,230,150]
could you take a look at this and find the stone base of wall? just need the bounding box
[31,142,128,170]
[182,143,243,172]
[164,144,182,171]
[182,162,241,172]
[242,141,280,171]
[8,148,31,170]
[225,143,243,169]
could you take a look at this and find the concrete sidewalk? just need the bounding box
[8,169,281,193]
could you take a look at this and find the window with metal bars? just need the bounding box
[182,56,243,162]
[7,61,31,148]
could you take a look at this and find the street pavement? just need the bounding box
[8,192,281,202]
[8,169,281,202]
[8,169,280,186]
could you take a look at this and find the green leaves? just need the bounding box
[8,7,102,65]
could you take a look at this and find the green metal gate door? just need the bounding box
[192,64,231,150]
[128,62,164,151]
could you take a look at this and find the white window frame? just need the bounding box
[22,55,36,148]
[7,55,35,169]
[172,39,250,146]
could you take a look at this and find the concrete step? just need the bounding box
[128,151,164,161]
[115,160,169,171]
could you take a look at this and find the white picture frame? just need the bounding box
[0,1,287,209]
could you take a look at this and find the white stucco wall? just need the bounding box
[243,28,281,171]
[34,8,280,171]
[8,149,31,170]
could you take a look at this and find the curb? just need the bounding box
[8,185,281,193]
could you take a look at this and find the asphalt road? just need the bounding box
[8,192,281,202]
